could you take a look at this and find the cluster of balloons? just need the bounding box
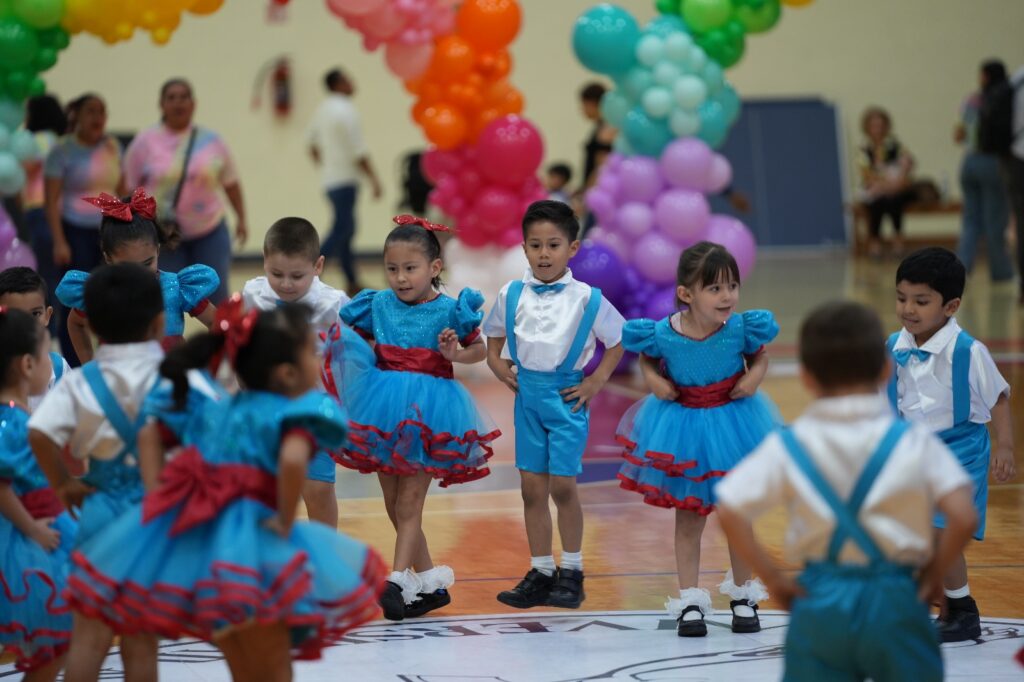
[422,114,545,248]
[0,100,39,196]
[62,0,224,45]
[326,0,457,79]
[574,7,740,155]
[0,206,36,270]
[403,0,524,149]
[0,2,70,101]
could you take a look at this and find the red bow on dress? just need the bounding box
[393,214,454,234]
[209,294,259,373]
[82,187,158,222]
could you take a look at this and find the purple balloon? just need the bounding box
[705,214,756,279]
[632,231,679,286]
[616,201,655,238]
[585,187,617,226]
[0,209,14,253]
[660,138,714,190]
[0,239,37,271]
[623,265,644,292]
[707,154,733,193]
[654,189,710,246]
[586,228,632,264]
[583,345,637,376]
[644,285,679,320]
[570,241,627,303]
[618,156,664,203]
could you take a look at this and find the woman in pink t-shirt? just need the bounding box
[123,79,248,302]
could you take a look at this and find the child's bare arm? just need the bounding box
[0,482,60,550]
[438,329,486,364]
[639,353,677,401]
[194,302,218,329]
[66,312,94,363]
[266,431,314,536]
[731,350,769,399]
[989,393,1015,482]
[486,336,518,393]
[561,343,624,413]
[718,505,803,609]
[28,430,91,517]
[138,422,168,492]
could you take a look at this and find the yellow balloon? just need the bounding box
[782,0,815,6]
[189,0,224,15]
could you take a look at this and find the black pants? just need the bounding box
[865,191,913,238]
[1001,154,1024,293]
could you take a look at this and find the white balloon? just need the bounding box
[9,130,38,162]
[669,108,701,137]
[635,35,666,67]
[663,32,693,64]
[673,75,708,110]
[653,61,682,87]
[642,86,674,119]
[687,45,708,72]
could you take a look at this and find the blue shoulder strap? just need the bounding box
[50,352,64,383]
[504,281,525,366]
[81,362,141,454]
[779,424,904,564]
[558,288,603,373]
[885,332,900,413]
[951,330,975,426]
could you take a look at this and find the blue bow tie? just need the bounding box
[531,283,567,295]
[893,348,931,367]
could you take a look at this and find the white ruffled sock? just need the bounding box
[718,569,769,618]
[388,569,423,605]
[416,566,455,594]
[666,587,712,621]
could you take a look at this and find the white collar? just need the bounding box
[803,393,892,422]
[523,268,574,288]
[894,317,961,353]
[95,340,163,363]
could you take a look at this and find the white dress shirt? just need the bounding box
[242,276,350,338]
[892,318,1009,431]
[482,269,625,372]
[716,394,970,567]
[28,341,164,461]
[28,355,72,413]
[306,93,369,189]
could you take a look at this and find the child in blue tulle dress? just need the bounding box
[56,188,219,363]
[0,309,76,679]
[617,242,779,638]
[327,215,499,622]
[65,297,386,679]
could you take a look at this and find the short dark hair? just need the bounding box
[264,217,321,263]
[579,82,606,104]
[895,247,965,303]
[799,301,886,389]
[159,78,193,100]
[0,308,43,386]
[84,263,164,344]
[547,163,572,184]
[384,223,444,289]
[522,200,579,241]
[0,267,47,302]
[99,196,175,256]
[324,68,348,92]
[25,94,66,135]
[677,241,741,290]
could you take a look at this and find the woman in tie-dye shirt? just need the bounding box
[123,79,248,302]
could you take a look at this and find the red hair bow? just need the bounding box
[82,187,157,222]
[209,294,259,373]
[393,214,454,234]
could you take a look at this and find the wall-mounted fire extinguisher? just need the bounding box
[252,55,291,118]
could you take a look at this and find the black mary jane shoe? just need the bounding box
[405,589,452,618]
[730,599,761,633]
[676,605,708,637]
[379,581,406,622]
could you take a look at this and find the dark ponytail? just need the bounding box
[160,332,226,409]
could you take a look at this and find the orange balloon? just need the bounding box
[430,35,477,83]
[484,80,523,115]
[477,49,512,79]
[422,104,468,150]
[411,100,431,125]
[189,0,225,15]
[404,77,424,95]
[471,106,503,139]
[456,0,521,52]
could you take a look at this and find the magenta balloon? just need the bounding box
[618,156,664,203]
[660,138,714,190]
[616,201,654,238]
[473,187,521,231]
[644,285,680,320]
[385,42,433,79]
[705,214,756,279]
[0,239,36,271]
[585,187,617,226]
[707,154,733,193]
[422,148,460,183]
[476,116,545,187]
[632,231,680,286]
[654,189,710,245]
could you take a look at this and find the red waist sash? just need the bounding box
[20,488,64,519]
[674,371,744,408]
[142,447,277,536]
[375,344,454,380]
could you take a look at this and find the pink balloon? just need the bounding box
[385,42,433,79]
[616,202,654,238]
[458,168,483,196]
[472,186,521,232]
[361,3,408,39]
[632,231,680,286]
[0,239,36,271]
[421,148,460,183]
[660,138,713,190]
[655,189,710,246]
[326,0,388,17]
[707,154,733,194]
[587,229,632,264]
[619,156,664,203]
[705,214,756,279]
[585,187,616,226]
[498,225,523,248]
[476,116,545,187]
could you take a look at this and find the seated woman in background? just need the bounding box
[858,106,915,258]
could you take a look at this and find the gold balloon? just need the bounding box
[189,0,224,15]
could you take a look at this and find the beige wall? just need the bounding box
[44,0,1024,254]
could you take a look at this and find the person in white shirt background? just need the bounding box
[307,68,383,294]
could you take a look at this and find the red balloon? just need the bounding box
[475,115,544,187]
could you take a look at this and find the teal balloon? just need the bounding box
[623,107,673,157]
[0,152,25,196]
[642,86,673,119]
[9,128,37,161]
[735,0,780,33]
[0,98,22,130]
[718,84,741,123]
[12,0,64,29]
[600,89,631,127]
[635,34,665,67]
[652,60,681,87]
[613,135,635,156]
[669,108,700,136]
[697,100,729,148]
[644,13,689,39]
[618,66,653,101]
[702,60,724,94]
[0,125,8,151]
[0,17,39,68]
[663,31,693,63]
[573,5,641,76]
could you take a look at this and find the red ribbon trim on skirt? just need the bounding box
[674,371,744,408]
[141,447,276,536]
[374,344,454,379]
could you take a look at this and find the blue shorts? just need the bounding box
[514,368,589,477]
[936,421,989,540]
[307,450,337,484]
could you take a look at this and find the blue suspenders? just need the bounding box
[504,280,604,372]
[81,362,145,463]
[50,352,64,383]
[779,420,909,564]
[887,330,974,427]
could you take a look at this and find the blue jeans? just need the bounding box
[958,152,1013,281]
[321,184,359,288]
[159,221,231,303]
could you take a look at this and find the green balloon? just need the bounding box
[735,0,779,33]
[0,18,39,67]
[33,45,55,69]
[681,0,732,33]
[5,70,30,99]
[12,0,63,29]
[38,26,69,49]
[28,75,43,96]
[696,23,745,68]
[655,0,681,13]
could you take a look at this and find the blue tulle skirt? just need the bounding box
[325,326,498,486]
[617,392,779,514]
[0,512,76,671]
[66,499,385,660]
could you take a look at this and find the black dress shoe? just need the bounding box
[939,595,982,642]
[730,599,761,633]
[547,568,585,609]
[676,605,707,637]
[379,581,405,621]
[497,569,557,608]
[405,589,452,618]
